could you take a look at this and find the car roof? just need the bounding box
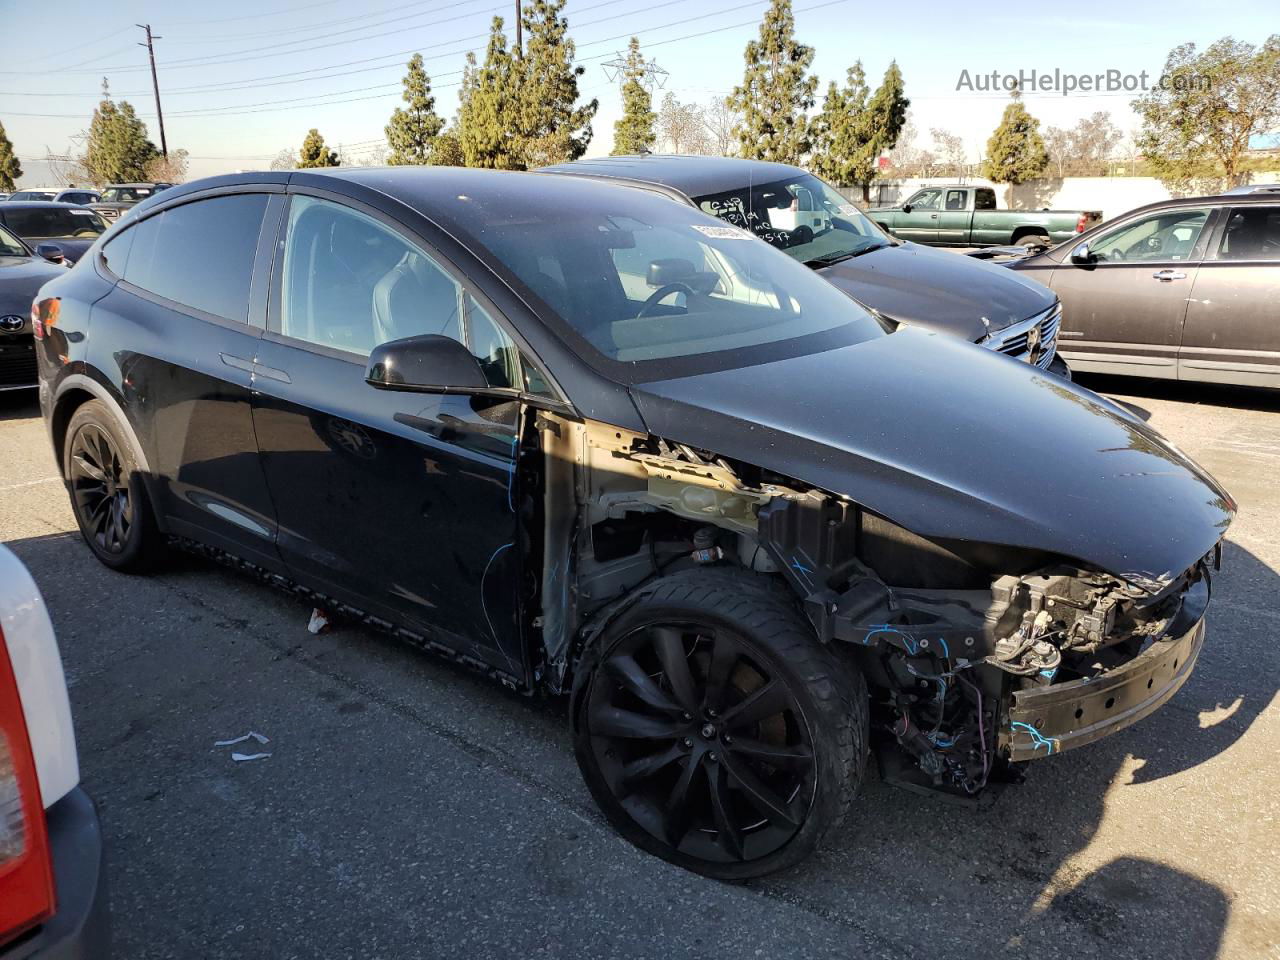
[539,155,817,198]
[103,182,168,188]
[0,200,92,209]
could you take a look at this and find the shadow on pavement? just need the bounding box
[0,390,40,422]
[1074,372,1280,414]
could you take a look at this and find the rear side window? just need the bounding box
[974,189,996,210]
[945,190,966,210]
[1217,206,1280,261]
[122,194,268,323]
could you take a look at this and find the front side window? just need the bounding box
[907,189,942,211]
[278,196,525,390]
[693,173,890,268]
[1217,206,1280,261]
[945,190,967,211]
[1090,209,1209,263]
[121,193,268,322]
[9,191,57,202]
[2,207,106,239]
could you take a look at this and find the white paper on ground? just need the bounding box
[214,731,270,747]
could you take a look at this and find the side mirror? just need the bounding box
[365,334,488,393]
[35,243,65,264]
[901,203,913,214]
[1070,242,1093,265]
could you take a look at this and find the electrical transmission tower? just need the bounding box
[601,50,669,91]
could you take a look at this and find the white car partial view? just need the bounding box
[0,545,108,957]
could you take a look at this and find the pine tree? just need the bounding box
[515,0,597,167]
[611,37,655,156]
[853,62,909,200]
[458,19,523,169]
[809,64,869,184]
[81,81,159,186]
[0,121,21,191]
[728,0,817,164]
[980,89,1049,187]
[385,54,444,166]
[431,128,464,166]
[298,128,339,168]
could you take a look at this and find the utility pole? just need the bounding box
[137,24,168,158]
[514,0,521,56]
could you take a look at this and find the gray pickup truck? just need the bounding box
[871,185,1100,249]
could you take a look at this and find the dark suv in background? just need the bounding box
[543,155,1070,377]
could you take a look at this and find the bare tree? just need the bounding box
[657,93,710,155]
[1043,113,1122,177]
[703,96,740,157]
[930,128,967,178]
[1043,126,1072,178]
[144,148,189,183]
[885,121,935,178]
[269,148,297,171]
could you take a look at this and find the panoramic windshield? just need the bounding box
[0,225,28,257]
[455,188,884,373]
[3,207,107,239]
[692,174,892,267]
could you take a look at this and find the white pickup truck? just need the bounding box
[0,545,107,957]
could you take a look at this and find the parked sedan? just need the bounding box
[1011,193,1280,387]
[35,168,1231,879]
[543,156,1070,376]
[0,223,65,392]
[0,202,107,264]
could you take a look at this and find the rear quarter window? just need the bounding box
[121,194,268,323]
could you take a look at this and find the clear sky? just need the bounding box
[0,0,1275,183]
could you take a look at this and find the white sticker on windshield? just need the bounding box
[837,203,858,215]
[70,209,95,215]
[691,223,753,240]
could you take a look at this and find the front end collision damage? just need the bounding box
[531,411,1229,800]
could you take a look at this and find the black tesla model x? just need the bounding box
[33,168,1232,878]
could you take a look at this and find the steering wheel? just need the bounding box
[636,282,696,320]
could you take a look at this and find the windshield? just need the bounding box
[0,224,28,257]
[9,191,58,202]
[100,186,154,202]
[3,207,107,239]
[691,174,892,267]
[448,188,884,377]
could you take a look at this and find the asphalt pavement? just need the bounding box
[1,374,1277,960]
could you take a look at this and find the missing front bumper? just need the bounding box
[1005,588,1207,762]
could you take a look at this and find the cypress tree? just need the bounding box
[458,18,522,169]
[0,121,21,192]
[981,89,1049,187]
[298,128,339,168]
[516,0,597,167]
[385,54,445,166]
[728,0,817,164]
[611,37,656,156]
[82,81,159,186]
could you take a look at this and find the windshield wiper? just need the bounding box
[804,242,890,268]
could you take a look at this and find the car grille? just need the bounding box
[0,339,37,389]
[986,303,1061,369]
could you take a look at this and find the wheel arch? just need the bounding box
[51,374,153,481]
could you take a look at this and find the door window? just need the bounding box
[907,189,941,210]
[1090,209,1208,263]
[278,196,529,388]
[121,194,268,322]
[1216,206,1280,261]
[945,190,967,211]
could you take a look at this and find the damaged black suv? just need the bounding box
[34,168,1233,879]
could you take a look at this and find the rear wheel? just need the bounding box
[572,571,867,879]
[64,400,164,572]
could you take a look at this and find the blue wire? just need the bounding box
[1011,721,1059,755]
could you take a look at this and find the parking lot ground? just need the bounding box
[2,375,1278,960]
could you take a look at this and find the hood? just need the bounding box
[0,256,66,315]
[628,329,1233,588]
[817,242,1055,340]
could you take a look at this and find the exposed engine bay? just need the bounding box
[534,413,1217,800]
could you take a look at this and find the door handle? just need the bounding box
[220,353,255,373]
[1152,270,1187,282]
[929,213,938,219]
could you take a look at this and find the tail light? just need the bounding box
[31,297,59,342]
[0,625,56,947]
[1075,214,1089,234]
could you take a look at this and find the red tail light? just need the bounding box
[0,626,56,947]
[1075,214,1089,234]
[31,297,60,342]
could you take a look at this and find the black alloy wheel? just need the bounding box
[574,572,866,879]
[63,400,164,572]
[69,422,132,554]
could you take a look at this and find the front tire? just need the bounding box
[64,400,164,572]
[572,570,867,879]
